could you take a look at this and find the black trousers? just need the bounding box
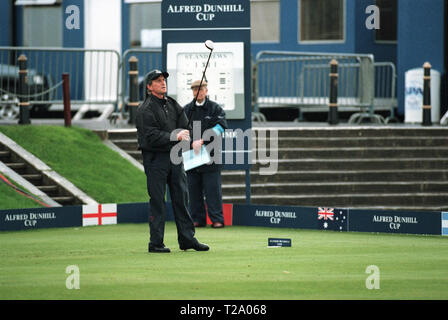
[142,151,196,248]
[187,170,224,225]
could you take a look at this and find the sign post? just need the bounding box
[162,0,252,202]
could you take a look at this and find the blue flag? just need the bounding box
[317,207,348,231]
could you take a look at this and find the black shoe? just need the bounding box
[148,244,171,253]
[212,222,224,228]
[180,241,209,251]
[194,222,206,228]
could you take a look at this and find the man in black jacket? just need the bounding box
[135,70,209,253]
[184,80,228,228]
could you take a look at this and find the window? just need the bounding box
[129,1,161,48]
[299,0,344,42]
[375,0,397,42]
[22,5,62,47]
[250,0,280,42]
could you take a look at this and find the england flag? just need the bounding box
[82,204,117,227]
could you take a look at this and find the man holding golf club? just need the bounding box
[181,40,227,228]
[135,69,209,253]
[184,79,228,228]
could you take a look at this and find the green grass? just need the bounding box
[1,222,448,300]
[0,125,148,206]
[0,173,43,209]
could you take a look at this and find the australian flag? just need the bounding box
[317,207,348,231]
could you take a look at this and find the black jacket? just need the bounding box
[184,97,228,172]
[184,98,228,135]
[136,94,189,153]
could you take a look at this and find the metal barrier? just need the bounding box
[120,49,162,104]
[253,51,397,123]
[347,61,398,124]
[104,48,163,123]
[1,46,398,124]
[0,46,120,120]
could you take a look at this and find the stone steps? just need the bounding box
[256,137,448,148]
[0,141,83,206]
[226,193,448,208]
[223,181,448,196]
[251,158,448,171]
[257,147,448,159]
[221,170,448,183]
[255,127,448,138]
[107,127,448,211]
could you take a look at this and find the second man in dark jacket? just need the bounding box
[184,80,228,228]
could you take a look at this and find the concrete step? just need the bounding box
[222,169,448,184]
[111,135,448,149]
[224,193,448,208]
[0,150,11,159]
[108,127,448,139]
[222,181,448,196]
[106,127,448,211]
[37,185,59,196]
[110,139,139,150]
[254,127,448,138]
[112,147,448,167]
[251,158,448,171]
[5,162,27,174]
[108,135,448,156]
[22,173,43,183]
[257,137,448,148]
[125,150,142,160]
[107,130,137,140]
[257,147,448,159]
[0,141,86,207]
[224,198,447,212]
[52,196,76,204]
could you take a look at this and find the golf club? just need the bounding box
[187,40,214,127]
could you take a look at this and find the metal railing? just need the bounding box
[372,61,397,118]
[0,46,121,119]
[1,46,398,124]
[252,51,397,122]
[120,48,162,106]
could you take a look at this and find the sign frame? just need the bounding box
[162,0,252,202]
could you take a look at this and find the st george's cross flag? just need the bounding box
[82,204,117,227]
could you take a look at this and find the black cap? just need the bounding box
[146,69,169,83]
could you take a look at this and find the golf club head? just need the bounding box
[205,40,214,51]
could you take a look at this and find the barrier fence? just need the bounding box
[252,51,397,123]
[121,48,162,106]
[0,47,121,104]
[0,46,121,120]
[0,46,397,123]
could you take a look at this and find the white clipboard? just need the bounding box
[182,146,211,171]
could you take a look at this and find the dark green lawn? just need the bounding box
[0,173,43,209]
[1,223,448,299]
[0,125,148,207]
